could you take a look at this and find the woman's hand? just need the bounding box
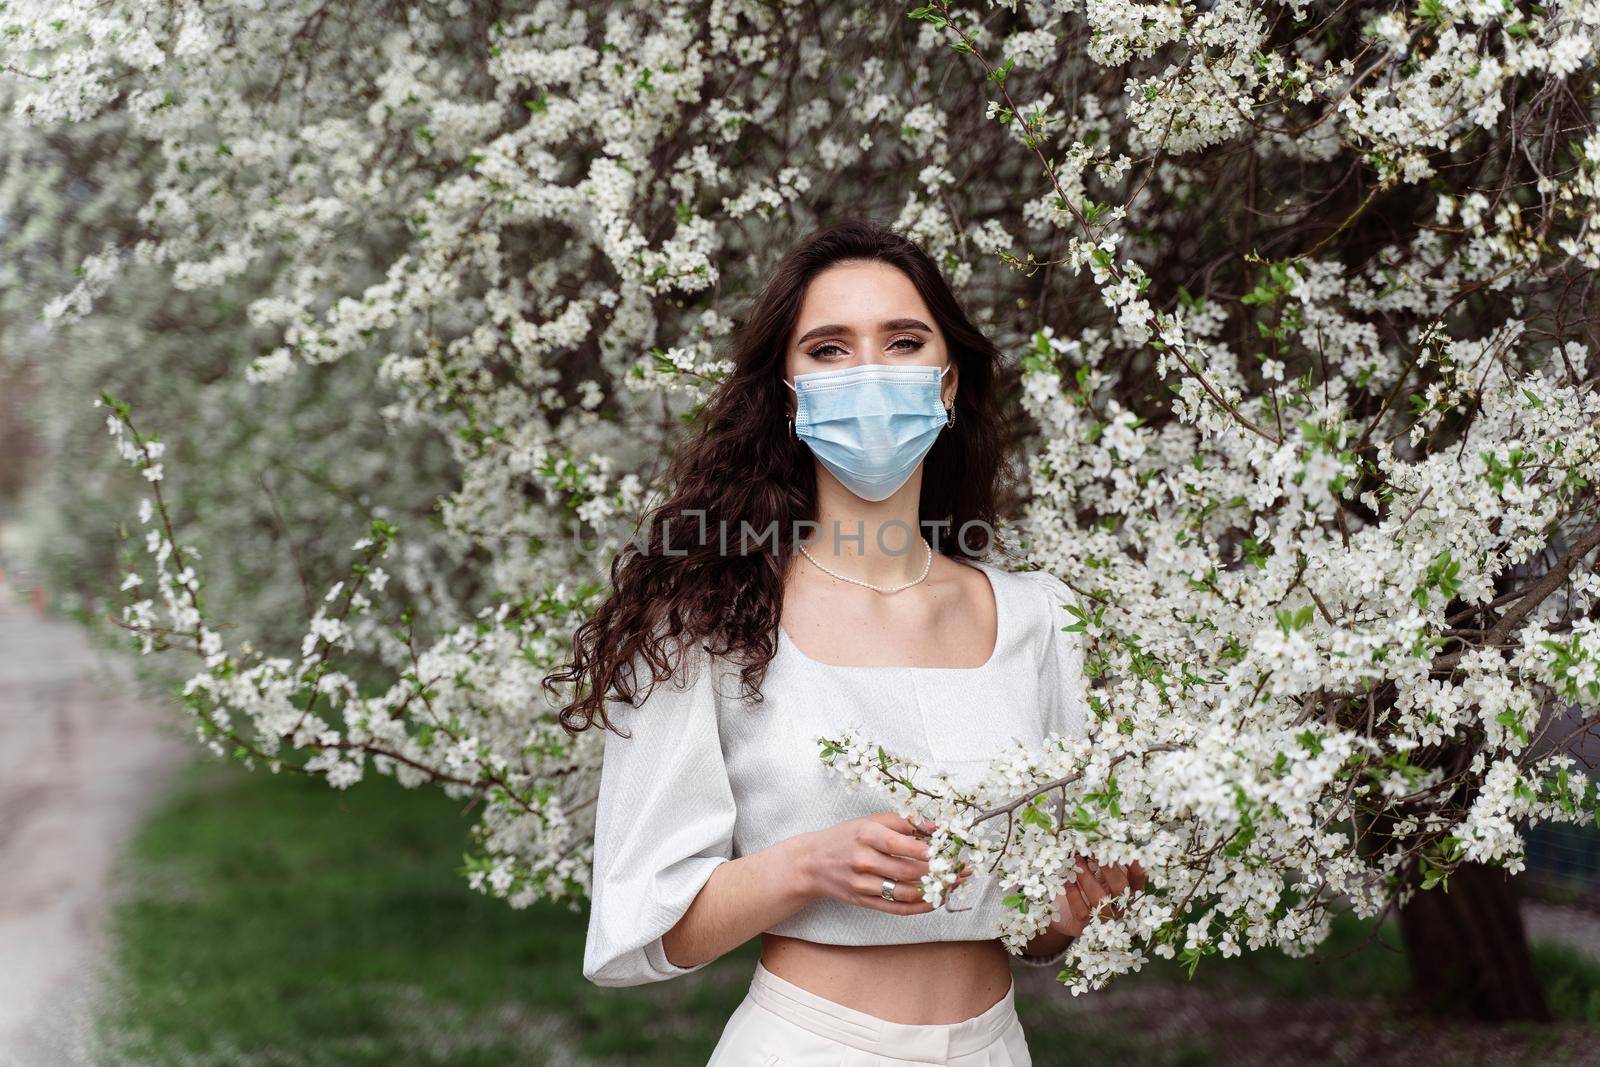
[795,812,971,914]
[1048,855,1147,939]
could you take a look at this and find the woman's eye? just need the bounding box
[806,342,847,360]
[804,338,924,360]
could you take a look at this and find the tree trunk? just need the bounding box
[1397,861,1552,1022]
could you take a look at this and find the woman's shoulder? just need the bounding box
[970,554,1075,607]
[972,557,1078,647]
[611,628,725,707]
[1011,565,1074,600]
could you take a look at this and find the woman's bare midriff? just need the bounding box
[758,933,1014,1025]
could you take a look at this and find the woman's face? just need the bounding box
[783,259,958,410]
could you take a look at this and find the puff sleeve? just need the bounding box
[582,639,737,987]
[1026,569,1092,742]
[1017,569,1092,969]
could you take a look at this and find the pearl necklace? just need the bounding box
[796,538,934,593]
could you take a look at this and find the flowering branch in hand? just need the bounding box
[6,0,1600,999]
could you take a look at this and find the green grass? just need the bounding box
[1531,941,1600,1023]
[96,758,1600,1066]
[96,758,758,1066]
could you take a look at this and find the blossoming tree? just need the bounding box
[7,0,1600,1022]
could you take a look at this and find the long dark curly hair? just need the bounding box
[545,217,1019,734]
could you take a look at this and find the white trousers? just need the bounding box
[706,961,1033,1066]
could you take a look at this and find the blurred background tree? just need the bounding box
[3,0,1600,1042]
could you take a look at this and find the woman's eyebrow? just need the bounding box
[793,318,934,347]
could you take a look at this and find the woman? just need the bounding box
[548,218,1144,1064]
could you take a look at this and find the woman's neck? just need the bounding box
[801,476,929,586]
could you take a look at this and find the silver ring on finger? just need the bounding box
[880,878,897,901]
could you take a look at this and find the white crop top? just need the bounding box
[581,557,1090,987]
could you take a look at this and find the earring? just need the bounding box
[787,415,798,439]
[945,406,955,428]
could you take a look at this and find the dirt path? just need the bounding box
[0,570,191,1067]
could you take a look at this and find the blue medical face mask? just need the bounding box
[783,360,953,502]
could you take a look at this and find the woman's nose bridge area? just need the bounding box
[785,359,950,392]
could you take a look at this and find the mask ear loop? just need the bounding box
[783,376,800,439]
[938,361,955,429]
